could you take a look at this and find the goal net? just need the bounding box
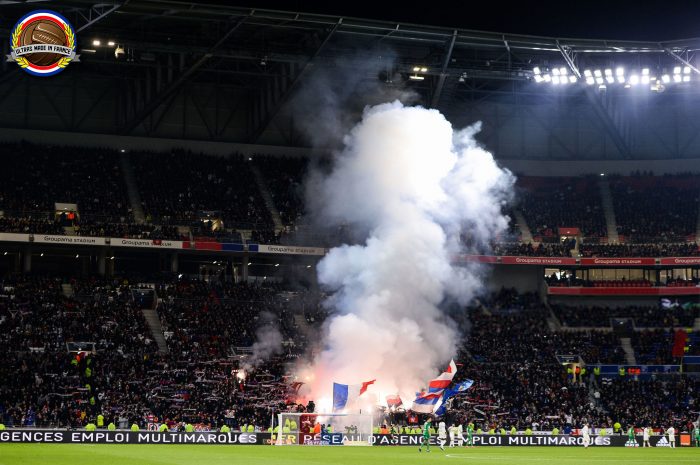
[275,412,373,446]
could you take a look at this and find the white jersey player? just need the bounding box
[456,423,464,447]
[448,424,457,447]
[643,426,651,447]
[667,426,675,448]
[438,421,447,451]
[582,424,591,448]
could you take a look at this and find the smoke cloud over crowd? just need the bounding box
[301,101,514,407]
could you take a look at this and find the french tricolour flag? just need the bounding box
[411,359,457,413]
[333,379,376,412]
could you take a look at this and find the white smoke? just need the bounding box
[302,101,514,407]
[243,315,284,371]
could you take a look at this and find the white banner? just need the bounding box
[110,238,183,249]
[0,233,30,243]
[34,235,106,245]
[257,244,326,256]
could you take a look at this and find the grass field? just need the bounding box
[0,444,697,465]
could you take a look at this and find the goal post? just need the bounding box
[275,412,373,446]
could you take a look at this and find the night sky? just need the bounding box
[234,0,700,41]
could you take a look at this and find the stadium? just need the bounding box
[1,1,700,464]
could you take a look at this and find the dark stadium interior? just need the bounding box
[1,1,700,459]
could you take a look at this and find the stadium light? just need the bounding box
[92,39,101,46]
[642,68,649,76]
[600,173,605,176]
[674,66,681,75]
[275,263,280,267]
[595,77,604,85]
[684,66,691,74]
[683,75,691,82]
[617,76,625,83]
[674,74,682,83]
[569,76,577,83]
[604,69,612,76]
[75,254,79,258]
[606,76,614,84]
[110,256,115,260]
[630,75,639,85]
[584,69,592,77]
[586,77,595,85]
[534,75,544,83]
[306,265,312,268]
[107,40,115,47]
[409,74,425,81]
[641,75,650,84]
[616,67,624,76]
[594,70,602,77]
[662,74,671,83]
[413,66,420,72]
[420,67,428,72]
[2,252,6,256]
[552,76,560,84]
[40,253,43,257]
[552,68,560,76]
[543,74,551,82]
[560,67,568,75]
[533,67,541,75]
[247,262,252,266]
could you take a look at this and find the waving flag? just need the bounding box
[427,359,457,393]
[333,379,376,412]
[411,360,458,413]
[434,379,474,416]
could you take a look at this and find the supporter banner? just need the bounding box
[0,430,262,445]
[580,257,656,266]
[0,233,29,243]
[659,257,700,265]
[33,235,106,246]
[257,245,326,256]
[110,238,183,249]
[548,287,700,296]
[558,227,580,236]
[500,256,577,265]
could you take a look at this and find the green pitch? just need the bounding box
[0,444,697,465]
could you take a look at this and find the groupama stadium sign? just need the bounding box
[0,430,689,447]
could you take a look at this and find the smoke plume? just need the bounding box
[243,313,284,371]
[303,101,514,408]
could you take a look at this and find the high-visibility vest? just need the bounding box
[97,415,104,427]
[185,424,194,432]
[107,423,116,431]
[247,424,254,432]
[619,367,626,376]
[594,367,601,376]
[131,424,139,431]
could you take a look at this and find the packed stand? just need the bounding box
[553,304,698,328]
[132,150,273,230]
[517,176,607,240]
[579,242,700,257]
[610,174,700,243]
[491,240,575,257]
[254,155,307,227]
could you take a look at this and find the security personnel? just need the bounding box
[97,414,104,428]
[0,424,5,430]
[107,422,116,431]
[131,423,139,432]
[85,423,96,431]
[221,424,231,433]
[594,366,601,377]
[158,423,168,432]
[247,424,254,432]
[185,423,194,433]
[619,367,626,377]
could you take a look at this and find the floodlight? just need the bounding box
[629,75,639,85]
[552,76,560,84]
[616,67,624,76]
[674,74,682,83]
[642,68,649,75]
[534,75,544,83]
[584,69,592,77]
[617,76,625,83]
[674,66,681,75]
[533,67,541,75]
[641,75,650,84]
[569,75,577,83]
[552,68,560,76]
[595,77,604,85]
[560,67,568,75]
[594,70,602,77]
[586,77,595,85]
[604,69,612,76]
[543,74,551,82]
[684,66,691,74]
[606,76,614,84]
[662,74,670,83]
[683,75,691,82]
